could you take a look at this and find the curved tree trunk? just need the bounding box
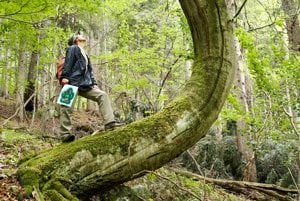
[17,0,236,200]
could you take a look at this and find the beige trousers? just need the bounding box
[59,86,115,135]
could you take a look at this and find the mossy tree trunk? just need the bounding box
[17,0,236,200]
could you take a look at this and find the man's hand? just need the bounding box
[61,78,69,85]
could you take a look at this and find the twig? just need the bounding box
[288,167,299,192]
[1,90,37,128]
[233,0,248,19]
[186,150,209,200]
[248,22,276,32]
[283,108,299,137]
[0,93,35,127]
[156,55,182,106]
[0,16,34,25]
[1,80,51,128]
[145,170,202,200]
[186,150,204,176]
[0,108,20,128]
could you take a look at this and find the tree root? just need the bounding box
[17,167,78,201]
[43,180,79,201]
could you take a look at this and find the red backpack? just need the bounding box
[56,57,65,85]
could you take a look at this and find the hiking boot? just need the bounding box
[61,134,75,143]
[104,121,124,131]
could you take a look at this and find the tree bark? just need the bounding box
[24,50,39,112]
[281,0,300,198]
[234,39,257,182]
[226,0,257,182]
[0,48,9,98]
[15,41,26,122]
[17,0,237,200]
[281,0,300,52]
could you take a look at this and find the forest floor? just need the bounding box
[0,98,32,201]
[0,98,248,201]
[0,97,103,200]
[0,97,273,201]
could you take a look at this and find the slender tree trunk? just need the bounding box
[235,40,257,182]
[15,43,26,121]
[281,0,300,197]
[86,28,94,112]
[24,50,39,112]
[39,59,47,108]
[281,0,300,52]
[17,1,237,200]
[0,49,9,98]
[226,0,257,182]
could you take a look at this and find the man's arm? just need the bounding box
[60,46,76,83]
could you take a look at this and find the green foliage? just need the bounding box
[256,140,297,188]
[146,172,157,181]
[225,10,299,179]
[180,134,243,180]
[129,168,249,201]
[0,0,299,198]
[0,0,191,113]
[97,0,190,110]
[1,129,53,168]
[222,93,245,121]
[1,129,35,144]
[235,28,276,91]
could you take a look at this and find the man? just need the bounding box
[59,34,121,142]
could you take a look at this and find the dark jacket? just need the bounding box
[60,45,96,91]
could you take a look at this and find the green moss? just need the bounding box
[19,95,191,171]
[16,167,40,197]
[1,129,35,144]
[43,180,79,201]
[44,190,69,201]
[19,143,78,177]
[33,185,45,201]
[17,95,198,197]
[18,153,38,165]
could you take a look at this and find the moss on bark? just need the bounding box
[16,167,40,197]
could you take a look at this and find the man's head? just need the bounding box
[67,34,86,46]
[67,35,75,46]
[75,35,86,47]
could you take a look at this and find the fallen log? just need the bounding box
[170,168,298,201]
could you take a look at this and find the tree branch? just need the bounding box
[156,55,182,107]
[0,91,36,128]
[0,0,31,17]
[145,170,203,200]
[0,0,49,17]
[248,22,276,32]
[186,150,204,176]
[0,16,34,25]
[283,108,299,137]
[233,0,248,19]
[288,167,299,193]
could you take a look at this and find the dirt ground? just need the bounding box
[0,97,103,200]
